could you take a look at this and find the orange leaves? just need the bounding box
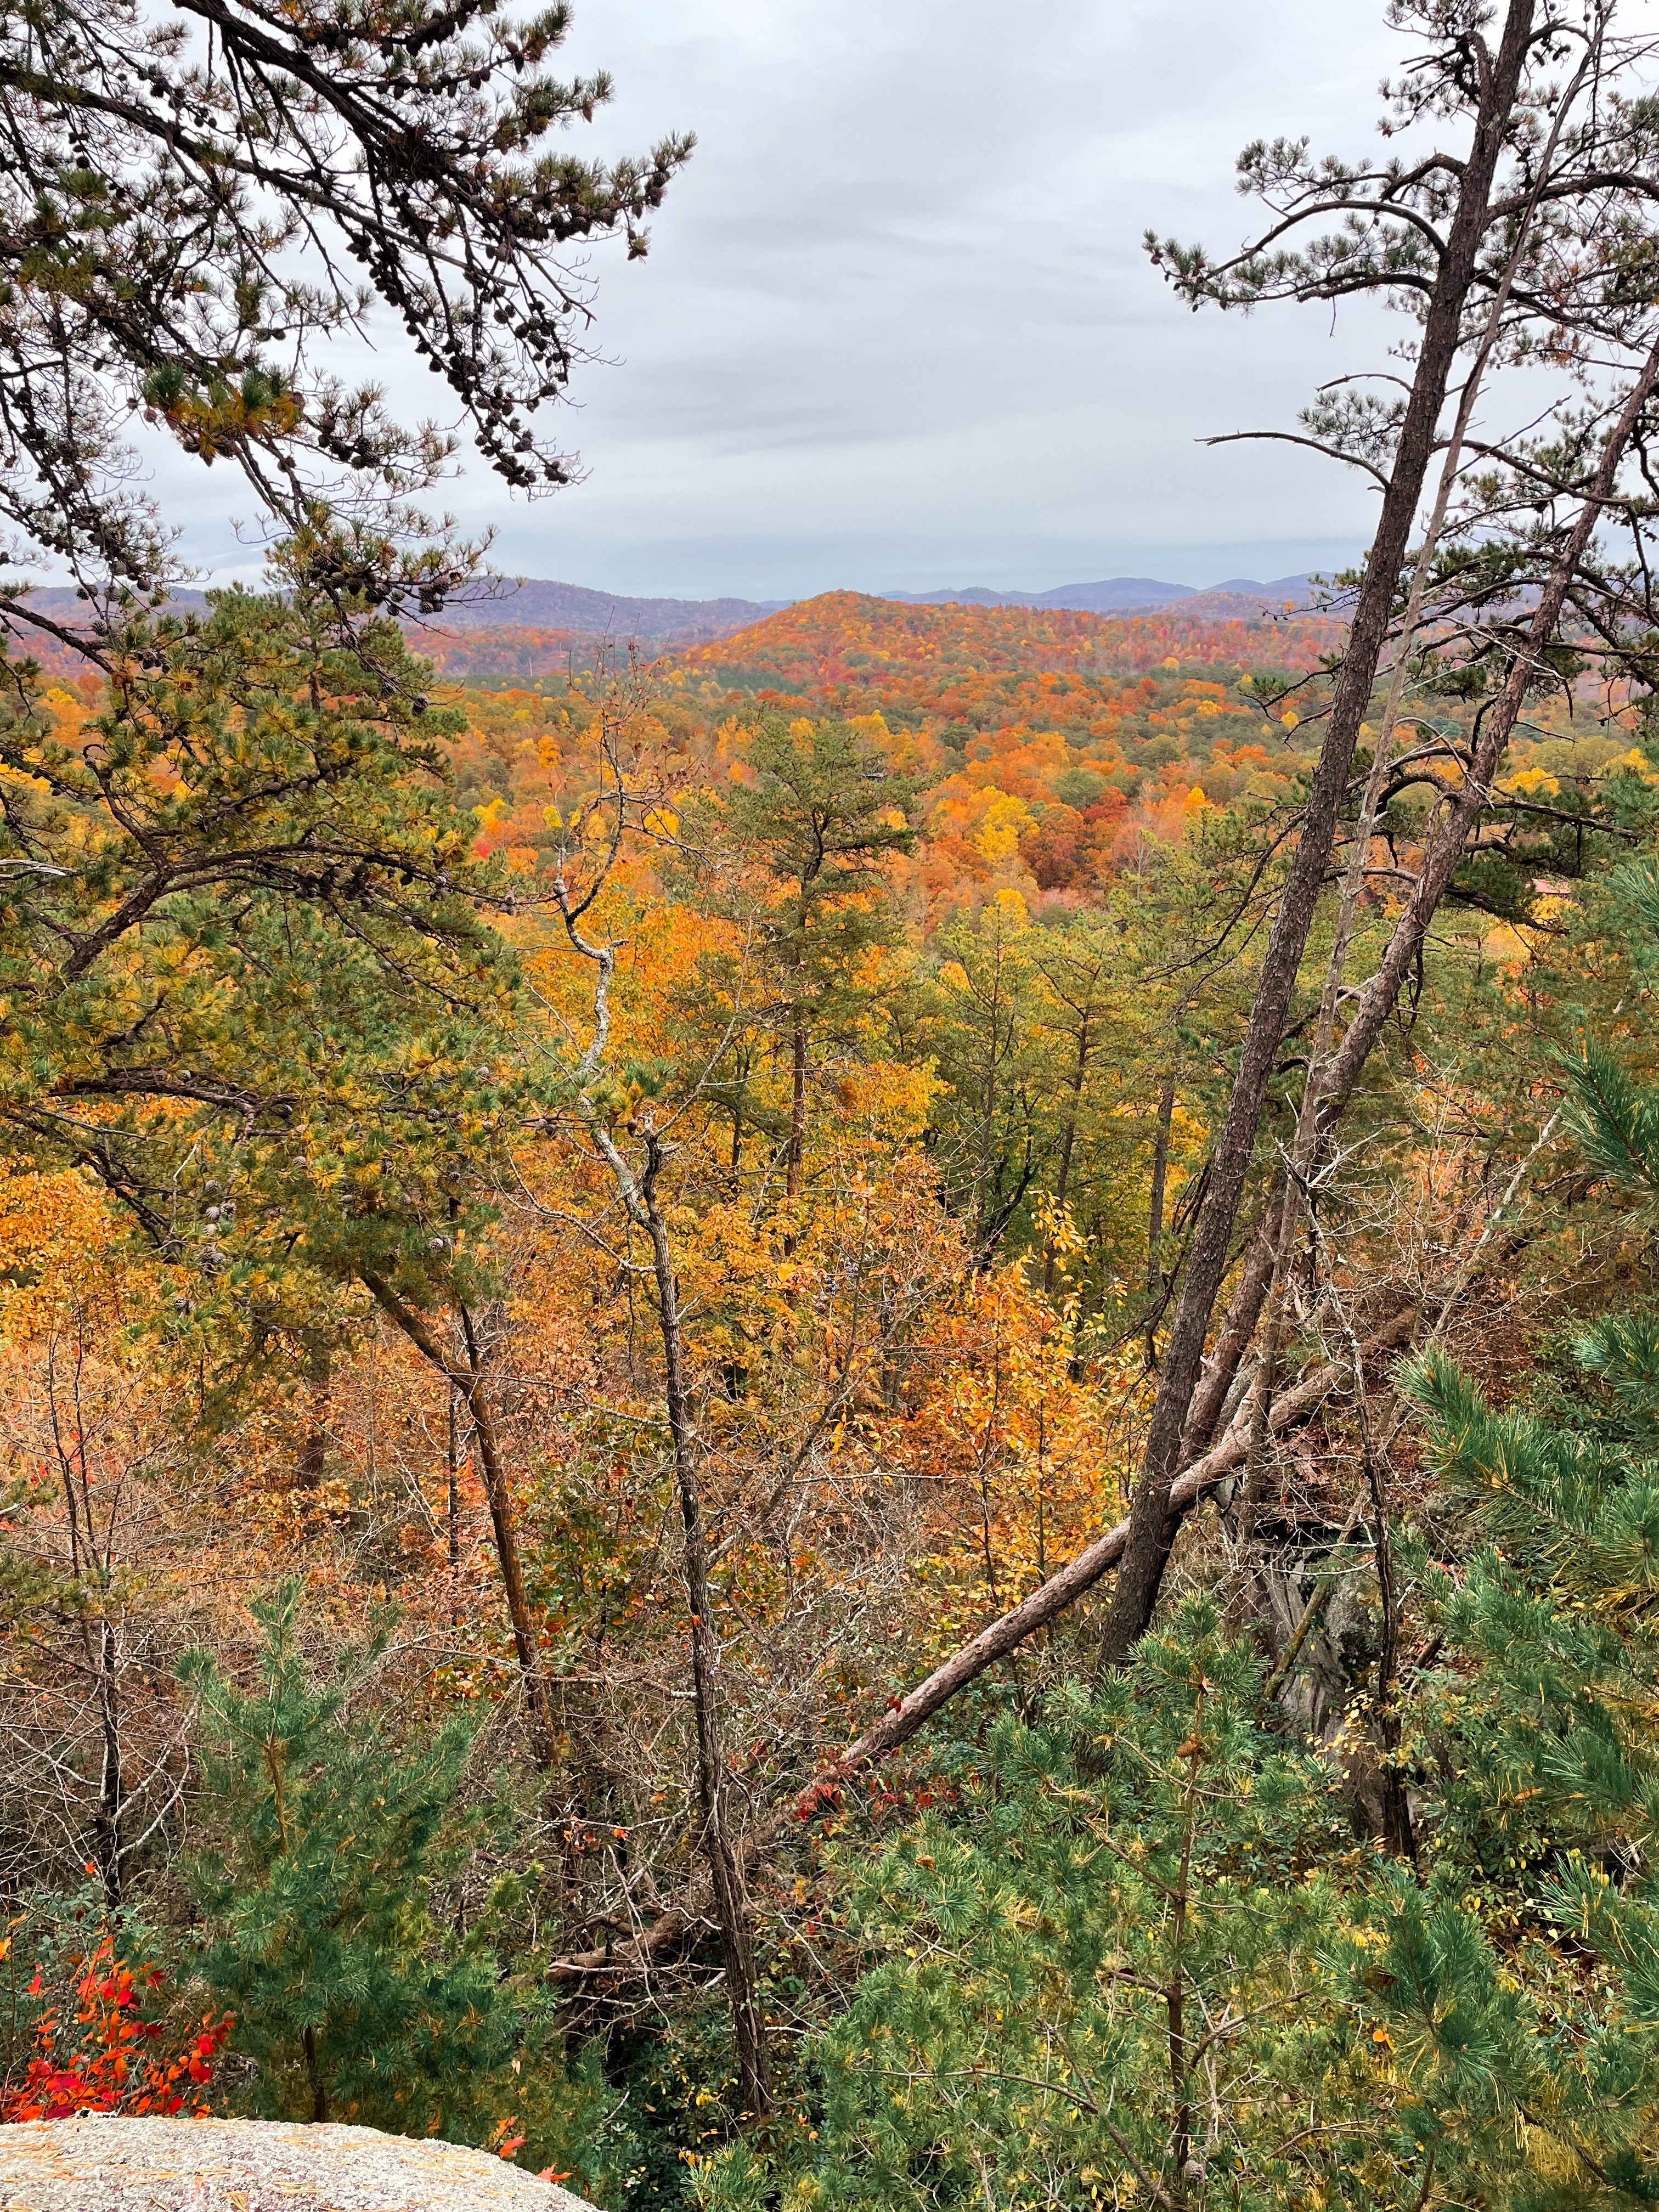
[0,1932,232,2124]
[415,591,1342,921]
[0,1166,125,1345]
[677,595,1339,692]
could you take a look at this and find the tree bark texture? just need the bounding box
[1099,0,1537,1662]
[1178,1199,1280,1462]
[1145,1073,1176,1296]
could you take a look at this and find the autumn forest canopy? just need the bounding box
[19,2,1659,2208]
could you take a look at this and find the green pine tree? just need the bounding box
[699,1601,1415,2212]
[178,1581,560,2146]
[1379,1000,1659,2209]
[0,582,529,1363]
[674,714,918,1202]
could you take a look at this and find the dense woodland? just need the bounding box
[14,0,1659,2207]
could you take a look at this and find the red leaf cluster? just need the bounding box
[1,1934,232,2124]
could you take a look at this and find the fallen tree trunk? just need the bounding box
[547,1301,1417,1983]
[780,1300,1418,1815]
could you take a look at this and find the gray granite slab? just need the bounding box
[0,2117,605,2212]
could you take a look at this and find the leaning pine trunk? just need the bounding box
[1316,332,1659,1133]
[1099,0,1537,1662]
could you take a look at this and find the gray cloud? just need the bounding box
[162,1,1419,599]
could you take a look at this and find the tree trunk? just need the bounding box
[457,1316,555,1767]
[92,1615,123,1910]
[1144,1071,1176,1296]
[1042,1013,1091,1295]
[304,2024,328,2123]
[295,1336,331,1489]
[1232,1201,1302,1558]
[781,1024,808,1260]
[730,1053,747,1175]
[360,1273,556,1769]
[1099,0,1536,1663]
[1317,331,1659,1133]
[1178,1199,1280,1461]
[975,996,1000,1259]
[637,1131,772,2117]
[447,1381,461,1573]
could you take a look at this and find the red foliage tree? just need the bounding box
[1,1929,232,2123]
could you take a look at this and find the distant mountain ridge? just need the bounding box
[6,578,785,649]
[884,573,1321,614]
[5,572,1331,663]
[429,578,789,639]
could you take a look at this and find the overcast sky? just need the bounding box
[175,1,1419,601]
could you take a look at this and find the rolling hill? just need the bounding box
[883,572,1321,614]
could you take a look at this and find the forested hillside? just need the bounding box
[14,2,1659,2210]
[6,566,1659,2199]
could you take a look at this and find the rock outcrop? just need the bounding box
[0,2115,603,2212]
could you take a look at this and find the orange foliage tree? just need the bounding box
[0,1927,230,2122]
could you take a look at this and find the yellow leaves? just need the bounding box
[542,804,562,829]
[898,1259,1133,1662]
[1280,709,1299,730]
[1508,766,1560,797]
[0,1164,123,1344]
[1031,1193,1085,1266]
[972,792,1037,867]
[828,1057,937,1138]
[42,687,86,732]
